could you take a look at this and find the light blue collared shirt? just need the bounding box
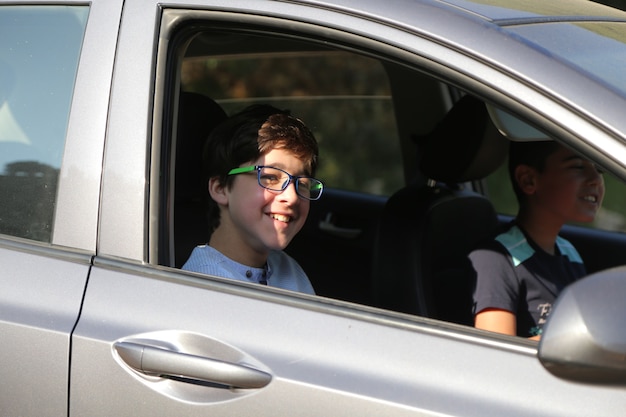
[182,245,315,295]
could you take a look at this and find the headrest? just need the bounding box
[175,92,228,200]
[415,95,509,184]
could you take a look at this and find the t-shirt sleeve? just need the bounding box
[469,242,519,316]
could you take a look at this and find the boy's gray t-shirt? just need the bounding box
[469,224,585,337]
[183,245,315,295]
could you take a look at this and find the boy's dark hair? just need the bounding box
[202,104,319,234]
[508,140,561,206]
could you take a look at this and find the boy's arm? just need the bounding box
[475,308,516,336]
[470,245,518,337]
[475,308,540,340]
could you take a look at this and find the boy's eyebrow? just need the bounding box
[262,163,310,176]
[562,154,585,163]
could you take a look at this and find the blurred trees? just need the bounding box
[182,52,404,196]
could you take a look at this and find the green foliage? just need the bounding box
[182,52,404,196]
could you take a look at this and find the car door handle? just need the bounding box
[318,213,361,238]
[114,342,272,389]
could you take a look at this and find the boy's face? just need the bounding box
[220,148,311,256]
[530,146,604,224]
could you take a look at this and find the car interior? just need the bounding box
[371,94,507,325]
[159,22,626,328]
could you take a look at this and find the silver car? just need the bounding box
[1,0,626,415]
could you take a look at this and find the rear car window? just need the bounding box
[0,6,88,242]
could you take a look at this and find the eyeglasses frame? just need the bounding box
[227,165,324,201]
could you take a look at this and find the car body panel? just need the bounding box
[2,0,626,416]
[0,239,90,416]
[72,258,625,416]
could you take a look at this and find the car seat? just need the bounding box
[371,95,508,325]
[173,91,227,268]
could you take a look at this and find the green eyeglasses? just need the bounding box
[228,165,324,201]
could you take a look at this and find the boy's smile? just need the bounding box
[270,213,291,223]
[269,212,292,223]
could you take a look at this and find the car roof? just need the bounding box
[435,0,626,21]
[290,0,626,24]
[277,0,626,143]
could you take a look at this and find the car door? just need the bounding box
[72,258,626,417]
[70,1,626,416]
[0,2,121,416]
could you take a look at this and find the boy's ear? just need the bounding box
[515,164,537,195]
[208,177,228,205]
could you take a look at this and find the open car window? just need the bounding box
[158,10,626,332]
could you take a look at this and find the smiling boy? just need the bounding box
[470,140,604,339]
[183,104,322,294]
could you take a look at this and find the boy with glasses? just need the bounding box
[183,104,322,294]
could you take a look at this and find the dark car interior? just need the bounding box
[160,22,626,328]
[371,95,507,325]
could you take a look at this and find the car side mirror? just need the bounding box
[538,266,626,385]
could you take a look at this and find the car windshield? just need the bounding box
[509,21,626,96]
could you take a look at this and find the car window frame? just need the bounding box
[152,7,626,266]
[136,6,626,334]
[52,0,124,251]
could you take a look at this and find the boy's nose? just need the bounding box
[280,180,300,202]
[587,167,603,184]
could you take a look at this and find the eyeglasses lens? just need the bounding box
[258,167,322,200]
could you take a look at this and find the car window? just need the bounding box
[0,5,88,242]
[181,45,403,196]
[162,13,626,326]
